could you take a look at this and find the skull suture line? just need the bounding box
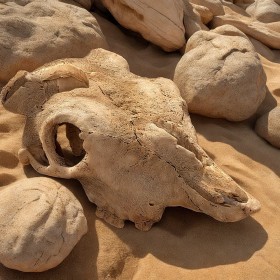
[1,49,260,231]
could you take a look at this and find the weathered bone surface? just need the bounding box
[174,25,267,121]
[0,177,87,272]
[1,49,260,231]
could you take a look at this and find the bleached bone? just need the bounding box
[1,49,260,231]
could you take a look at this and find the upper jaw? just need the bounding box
[138,122,261,222]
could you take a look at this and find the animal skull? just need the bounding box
[1,49,260,231]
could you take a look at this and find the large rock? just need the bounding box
[246,0,280,23]
[174,25,267,121]
[189,0,224,15]
[0,0,107,83]
[255,106,280,148]
[100,0,186,52]
[0,177,88,272]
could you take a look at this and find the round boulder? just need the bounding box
[174,26,267,121]
[0,177,87,272]
[255,106,280,148]
[247,0,280,23]
[0,0,107,83]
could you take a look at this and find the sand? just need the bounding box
[0,10,280,280]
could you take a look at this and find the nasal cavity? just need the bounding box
[55,123,85,167]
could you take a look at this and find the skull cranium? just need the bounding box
[1,49,260,231]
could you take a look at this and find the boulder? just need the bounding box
[246,0,280,23]
[174,25,267,121]
[0,177,87,272]
[255,106,280,148]
[0,0,107,83]
[100,0,186,52]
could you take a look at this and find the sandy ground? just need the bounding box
[0,12,280,280]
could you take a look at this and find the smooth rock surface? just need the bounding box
[174,25,267,121]
[255,106,280,148]
[100,0,186,51]
[0,177,88,272]
[0,0,107,83]
[212,6,280,49]
[246,0,280,23]
[192,3,214,24]
[189,0,224,15]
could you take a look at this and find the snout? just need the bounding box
[198,190,261,223]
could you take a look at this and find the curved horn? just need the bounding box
[1,64,89,115]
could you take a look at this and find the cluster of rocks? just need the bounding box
[0,0,279,274]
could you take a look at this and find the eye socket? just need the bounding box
[55,123,85,167]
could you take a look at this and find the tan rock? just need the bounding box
[246,0,280,23]
[183,0,209,38]
[192,3,214,24]
[255,106,280,148]
[100,0,186,52]
[174,25,267,121]
[189,0,224,15]
[0,177,87,272]
[212,6,280,49]
[222,0,253,16]
[1,49,260,232]
[0,0,107,84]
[213,23,249,37]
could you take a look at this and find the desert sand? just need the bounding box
[0,0,280,279]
